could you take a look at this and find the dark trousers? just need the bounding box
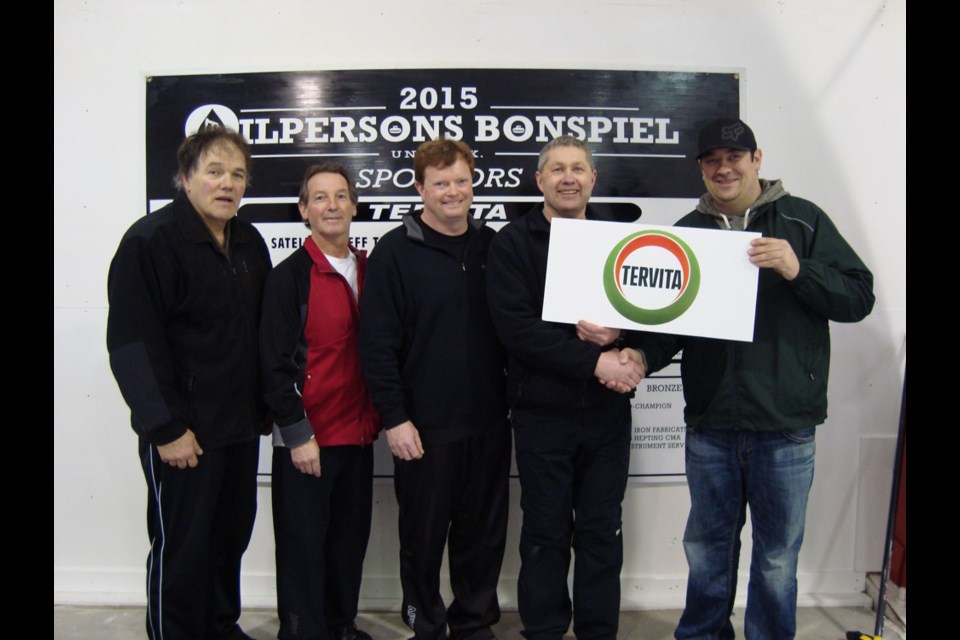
[140,438,259,640]
[272,444,374,640]
[513,403,631,640]
[394,423,511,640]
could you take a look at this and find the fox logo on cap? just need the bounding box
[721,122,746,142]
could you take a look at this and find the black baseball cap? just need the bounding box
[697,118,757,159]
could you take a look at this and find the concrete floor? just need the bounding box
[54,605,905,639]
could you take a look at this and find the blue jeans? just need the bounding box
[675,428,815,640]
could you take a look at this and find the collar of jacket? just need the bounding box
[303,235,365,273]
[172,191,255,248]
[525,203,604,235]
[401,210,484,243]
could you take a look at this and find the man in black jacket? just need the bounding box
[486,136,645,640]
[359,139,511,640]
[107,127,271,640]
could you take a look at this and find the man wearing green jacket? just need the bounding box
[638,118,875,640]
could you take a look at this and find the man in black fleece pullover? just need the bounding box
[486,136,645,640]
[107,127,271,640]
[359,139,510,640]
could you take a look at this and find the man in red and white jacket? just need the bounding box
[260,163,381,640]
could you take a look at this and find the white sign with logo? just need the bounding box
[542,218,760,341]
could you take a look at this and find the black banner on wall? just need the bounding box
[146,68,739,224]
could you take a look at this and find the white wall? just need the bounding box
[54,0,907,610]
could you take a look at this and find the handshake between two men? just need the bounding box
[577,320,646,394]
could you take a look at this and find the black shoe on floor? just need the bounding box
[224,624,255,640]
[328,622,373,640]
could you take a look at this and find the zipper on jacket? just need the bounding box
[222,236,261,424]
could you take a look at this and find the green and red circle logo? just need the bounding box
[603,230,701,325]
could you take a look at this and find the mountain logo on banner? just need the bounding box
[184,104,240,136]
[603,230,700,325]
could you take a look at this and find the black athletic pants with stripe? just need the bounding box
[139,438,259,640]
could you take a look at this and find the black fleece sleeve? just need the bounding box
[106,229,189,446]
[358,242,411,430]
[259,257,314,447]
[486,226,601,380]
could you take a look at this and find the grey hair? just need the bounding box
[537,135,594,172]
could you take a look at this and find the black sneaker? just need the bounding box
[328,622,373,640]
[224,625,255,640]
